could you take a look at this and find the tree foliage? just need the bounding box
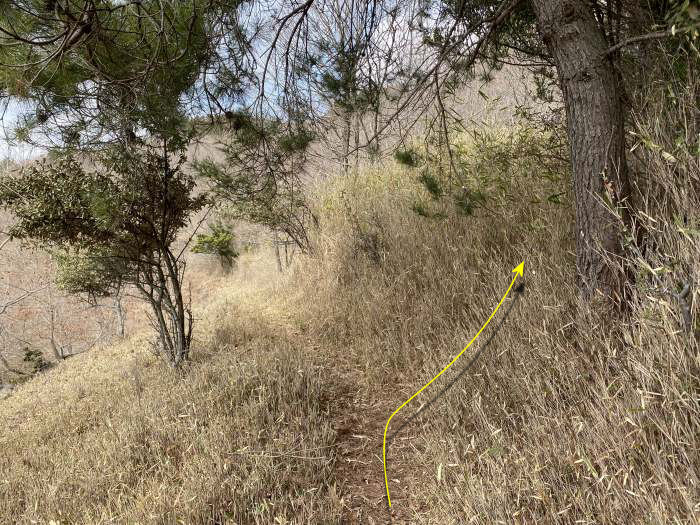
[0,0,246,366]
[192,222,238,272]
[0,139,207,366]
[194,113,315,254]
[0,0,253,150]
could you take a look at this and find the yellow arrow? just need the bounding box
[382,261,524,507]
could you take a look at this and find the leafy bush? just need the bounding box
[192,223,238,271]
[418,172,443,200]
[396,125,570,218]
[394,148,421,167]
[22,348,48,374]
[454,188,486,216]
[54,248,128,300]
[0,143,206,368]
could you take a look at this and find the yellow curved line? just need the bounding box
[382,267,522,507]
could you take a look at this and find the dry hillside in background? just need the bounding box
[0,0,697,521]
[0,66,533,383]
[305,65,538,180]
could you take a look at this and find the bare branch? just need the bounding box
[605,28,678,55]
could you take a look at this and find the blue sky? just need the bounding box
[0,101,43,162]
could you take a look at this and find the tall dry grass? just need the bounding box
[0,54,696,523]
[0,288,342,524]
[287,105,698,521]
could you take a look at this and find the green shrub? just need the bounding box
[454,188,486,216]
[192,223,238,271]
[22,348,48,374]
[418,171,443,200]
[394,148,421,167]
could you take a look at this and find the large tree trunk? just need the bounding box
[531,0,632,307]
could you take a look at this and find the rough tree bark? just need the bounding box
[530,0,632,306]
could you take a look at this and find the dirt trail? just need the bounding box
[322,352,426,524]
[260,307,427,522]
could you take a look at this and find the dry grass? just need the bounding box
[0,62,697,523]
[288,116,698,521]
[0,284,342,524]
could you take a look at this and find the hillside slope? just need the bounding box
[0,129,698,524]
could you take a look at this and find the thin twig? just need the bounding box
[605,29,679,56]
